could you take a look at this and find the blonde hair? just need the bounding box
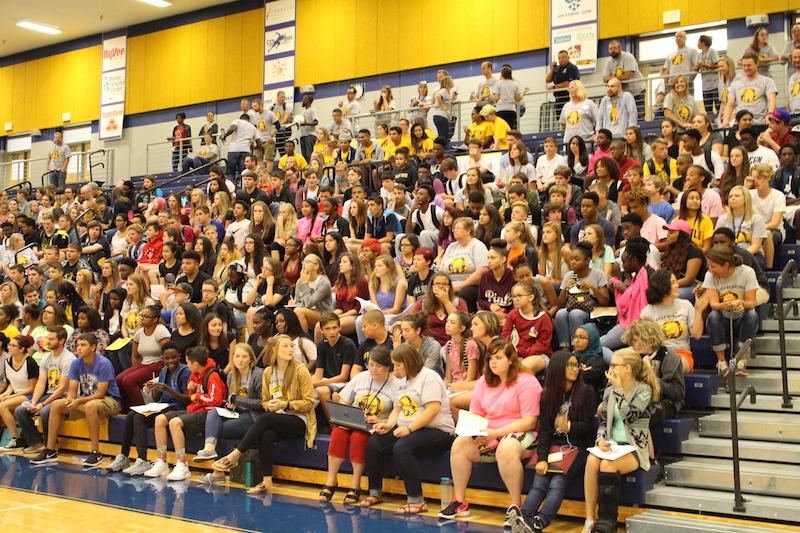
[0,282,18,305]
[750,163,774,180]
[615,347,661,401]
[75,269,94,303]
[439,76,454,90]
[670,75,690,97]
[229,343,256,396]
[571,80,587,101]
[718,56,736,84]
[302,253,325,278]
[265,334,299,397]
[726,185,754,223]
[369,255,399,295]
[506,220,536,248]
[125,274,150,309]
[211,190,232,221]
[276,203,298,241]
[621,318,664,354]
[538,221,565,279]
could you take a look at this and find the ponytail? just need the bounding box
[619,348,661,401]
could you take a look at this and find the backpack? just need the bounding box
[414,204,441,233]
[702,150,715,175]
[646,156,673,179]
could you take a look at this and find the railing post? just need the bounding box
[728,339,752,513]
[776,259,796,409]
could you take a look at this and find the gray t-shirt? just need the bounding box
[602,51,644,94]
[133,324,171,365]
[562,268,608,294]
[40,349,77,394]
[663,92,698,124]
[715,212,767,250]
[560,99,599,142]
[48,142,72,171]
[441,237,489,283]
[664,46,699,78]
[640,299,695,352]
[788,71,800,112]
[396,367,454,433]
[728,74,778,124]
[300,107,317,137]
[342,99,361,117]
[228,119,258,152]
[703,265,759,319]
[431,88,451,119]
[697,48,720,90]
[476,77,497,103]
[251,110,278,141]
[743,44,777,76]
[495,79,521,112]
[339,369,401,419]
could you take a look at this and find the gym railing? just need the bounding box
[144,135,220,175]
[0,149,115,191]
[4,180,32,194]
[136,158,228,204]
[725,338,756,513]
[348,102,466,144]
[14,243,38,266]
[776,258,798,409]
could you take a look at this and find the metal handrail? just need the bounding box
[88,149,107,185]
[726,338,756,513]
[40,169,58,188]
[136,158,227,203]
[776,258,798,409]
[4,180,32,194]
[75,208,95,223]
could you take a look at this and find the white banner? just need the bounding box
[551,0,597,27]
[263,0,296,111]
[99,32,127,141]
[550,23,598,73]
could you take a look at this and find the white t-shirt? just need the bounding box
[746,146,780,173]
[228,119,258,152]
[691,151,724,183]
[339,370,401,419]
[703,265,759,319]
[226,218,251,249]
[396,367,454,432]
[535,153,567,186]
[715,212,767,250]
[133,324,171,365]
[640,299,695,352]
[750,188,786,237]
[40,349,77,394]
[411,204,444,233]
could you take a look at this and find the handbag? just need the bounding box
[565,275,596,313]
[527,444,579,474]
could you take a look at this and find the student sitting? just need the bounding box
[361,344,455,513]
[30,333,122,467]
[391,313,444,376]
[583,350,659,533]
[516,352,596,533]
[311,312,357,419]
[478,240,515,320]
[106,342,190,474]
[501,281,553,374]
[321,346,400,504]
[0,336,38,450]
[442,312,481,413]
[601,237,652,352]
[571,324,609,401]
[212,334,316,494]
[144,346,227,480]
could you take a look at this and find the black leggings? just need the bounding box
[122,410,174,459]
[236,412,306,476]
[366,428,454,499]
[497,110,517,130]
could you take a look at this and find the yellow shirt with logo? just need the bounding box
[487,116,511,149]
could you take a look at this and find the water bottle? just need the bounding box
[244,459,254,488]
[440,476,453,508]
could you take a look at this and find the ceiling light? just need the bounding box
[138,0,173,7]
[16,20,62,35]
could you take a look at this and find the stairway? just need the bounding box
[645,308,800,524]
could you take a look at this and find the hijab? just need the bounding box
[573,323,602,360]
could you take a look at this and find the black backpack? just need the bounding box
[414,204,441,233]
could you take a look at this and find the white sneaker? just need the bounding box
[144,459,170,478]
[123,458,151,476]
[106,454,129,472]
[166,461,191,481]
[716,360,729,377]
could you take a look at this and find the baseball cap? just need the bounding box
[768,108,791,124]
[229,261,246,273]
[338,131,352,141]
[479,104,496,117]
[663,220,692,236]
[170,282,193,294]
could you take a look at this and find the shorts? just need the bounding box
[674,349,694,374]
[163,410,208,436]
[768,228,784,248]
[478,430,538,463]
[263,142,277,161]
[68,397,121,419]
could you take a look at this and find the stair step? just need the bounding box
[626,509,796,532]
[680,436,800,463]
[645,485,800,523]
[727,370,800,395]
[760,319,800,332]
[698,412,800,443]
[743,354,800,370]
[663,457,800,498]
[753,334,800,355]
[710,393,800,413]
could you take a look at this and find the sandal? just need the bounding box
[318,485,337,502]
[342,489,361,504]
[395,502,428,515]
[359,495,382,508]
[211,456,238,472]
[246,482,270,494]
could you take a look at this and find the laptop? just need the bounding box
[327,402,372,432]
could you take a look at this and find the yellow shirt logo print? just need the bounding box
[614,67,623,78]
[672,54,684,66]
[792,83,800,97]
[661,320,686,340]
[610,105,619,123]
[399,394,418,417]
[678,105,691,120]
[567,110,580,125]
[740,88,757,104]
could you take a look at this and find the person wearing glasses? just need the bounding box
[115,304,170,411]
[583,350,659,533]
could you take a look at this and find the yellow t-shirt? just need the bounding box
[682,214,714,249]
[487,116,511,149]
[643,158,678,183]
[467,122,493,144]
[278,153,309,170]
[383,138,413,159]
[410,137,434,155]
[1,324,20,339]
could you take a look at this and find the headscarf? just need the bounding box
[573,323,602,360]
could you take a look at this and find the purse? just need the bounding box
[566,274,596,313]
[527,444,579,474]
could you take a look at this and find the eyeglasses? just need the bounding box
[573,334,589,340]
[566,362,581,369]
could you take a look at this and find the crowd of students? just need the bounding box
[1,24,796,533]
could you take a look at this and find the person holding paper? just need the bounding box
[583,350,659,533]
[515,352,596,533]
[361,344,454,514]
[106,342,190,475]
[438,339,540,527]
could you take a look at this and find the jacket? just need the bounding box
[262,362,317,448]
[186,358,227,413]
[501,309,554,358]
[228,366,265,411]
[597,382,652,471]
[537,384,596,458]
[646,346,685,413]
[478,268,515,312]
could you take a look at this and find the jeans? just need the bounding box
[521,473,568,528]
[299,135,317,163]
[227,151,248,179]
[702,88,720,115]
[600,324,625,351]
[678,286,695,303]
[181,156,212,174]
[172,148,191,172]
[14,394,51,445]
[236,412,306,476]
[432,115,452,144]
[49,171,66,190]
[706,309,759,354]
[205,409,260,451]
[554,308,589,347]
[366,428,454,502]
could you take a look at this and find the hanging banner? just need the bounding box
[263,0,296,109]
[99,31,127,141]
[550,0,598,74]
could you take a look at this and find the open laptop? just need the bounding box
[327,402,372,432]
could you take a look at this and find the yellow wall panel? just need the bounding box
[687,1,723,27]
[599,0,629,39]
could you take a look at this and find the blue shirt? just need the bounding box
[648,201,675,223]
[366,211,400,239]
[158,364,191,408]
[67,354,121,399]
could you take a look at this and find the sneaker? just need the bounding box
[201,472,226,484]
[531,515,545,532]
[581,519,595,533]
[438,500,470,519]
[106,454,129,472]
[29,449,58,465]
[123,458,151,476]
[511,515,534,533]
[0,438,26,452]
[716,360,729,377]
[504,505,521,528]
[83,451,103,468]
[144,459,170,478]
[194,449,218,462]
[166,461,191,481]
[24,443,45,455]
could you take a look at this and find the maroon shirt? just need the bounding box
[477,268,515,312]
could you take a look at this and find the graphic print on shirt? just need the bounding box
[80,372,99,396]
[398,391,420,418]
[739,88,757,104]
[356,392,385,417]
[661,320,686,340]
[567,111,580,125]
[446,255,471,275]
[47,368,61,390]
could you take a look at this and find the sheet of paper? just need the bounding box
[587,442,637,461]
[130,402,170,415]
[106,337,132,351]
[150,284,166,300]
[455,410,489,437]
[214,407,240,419]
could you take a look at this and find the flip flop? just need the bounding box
[395,503,428,515]
[246,482,270,494]
[342,489,361,504]
[212,456,238,472]
[359,495,382,508]
[318,485,336,502]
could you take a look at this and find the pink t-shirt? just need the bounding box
[640,213,668,245]
[469,373,542,429]
[295,216,324,246]
[444,338,480,383]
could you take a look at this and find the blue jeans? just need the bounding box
[181,156,212,174]
[521,472,568,528]
[706,309,759,354]
[15,397,52,445]
[432,115,451,144]
[204,409,261,453]
[554,308,589,348]
[600,324,625,351]
[678,286,695,303]
[49,171,66,190]
[172,148,191,172]
[227,151,247,179]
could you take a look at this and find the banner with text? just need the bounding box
[99,32,127,141]
[263,0,296,110]
[550,0,598,73]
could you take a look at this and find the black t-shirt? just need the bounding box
[170,329,200,359]
[685,245,707,281]
[208,344,229,372]
[254,281,291,309]
[406,270,432,301]
[236,187,269,206]
[316,335,357,378]
[247,333,270,366]
[175,270,211,303]
[355,334,393,369]
[159,260,182,281]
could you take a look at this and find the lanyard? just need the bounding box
[364,377,388,415]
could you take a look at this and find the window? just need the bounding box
[67,142,90,182]
[5,135,32,183]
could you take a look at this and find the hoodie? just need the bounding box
[139,230,164,264]
[186,358,227,413]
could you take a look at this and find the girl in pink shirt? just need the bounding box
[295,198,324,247]
[501,281,554,374]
